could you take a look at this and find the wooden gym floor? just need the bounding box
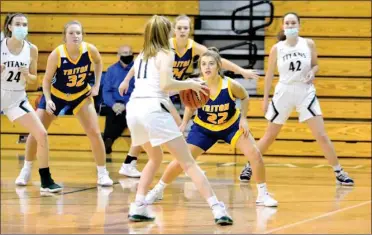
[1,150,371,234]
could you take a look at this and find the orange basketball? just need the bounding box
[180,87,210,109]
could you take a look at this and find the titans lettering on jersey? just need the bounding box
[281,52,307,62]
[52,42,93,100]
[170,38,194,81]
[194,77,240,131]
[3,61,28,68]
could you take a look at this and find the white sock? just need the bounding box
[332,164,342,173]
[97,166,107,175]
[207,195,219,209]
[158,180,168,189]
[257,183,267,197]
[135,194,146,206]
[24,160,33,169]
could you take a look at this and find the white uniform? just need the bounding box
[265,37,322,124]
[126,52,182,147]
[1,38,34,122]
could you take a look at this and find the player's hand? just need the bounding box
[189,79,209,100]
[262,98,269,114]
[46,100,56,115]
[303,70,315,84]
[86,84,99,97]
[239,118,250,138]
[1,64,5,73]
[118,80,129,96]
[240,69,259,80]
[179,121,187,133]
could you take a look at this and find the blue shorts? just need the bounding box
[186,118,243,151]
[38,93,92,116]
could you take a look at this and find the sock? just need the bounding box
[207,195,219,209]
[39,167,52,185]
[24,160,33,169]
[246,162,251,167]
[257,183,267,196]
[158,180,168,189]
[135,194,146,206]
[124,155,138,164]
[332,164,342,173]
[97,165,107,175]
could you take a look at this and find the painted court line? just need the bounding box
[264,200,371,234]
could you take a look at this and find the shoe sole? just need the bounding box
[118,172,141,178]
[215,217,233,226]
[97,183,113,187]
[40,187,63,193]
[239,178,251,182]
[15,182,27,186]
[256,202,278,207]
[128,214,155,222]
[336,181,354,186]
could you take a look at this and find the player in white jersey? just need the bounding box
[240,12,354,186]
[1,13,62,192]
[118,15,233,225]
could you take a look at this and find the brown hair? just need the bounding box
[198,47,222,74]
[142,15,172,61]
[277,12,300,41]
[63,20,84,42]
[4,13,27,38]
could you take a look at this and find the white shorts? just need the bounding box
[1,89,33,122]
[126,97,183,147]
[265,82,322,124]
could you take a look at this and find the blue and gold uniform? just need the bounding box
[170,38,194,81]
[187,76,243,151]
[38,42,94,115]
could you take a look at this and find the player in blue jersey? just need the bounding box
[18,21,113,186]
[146,48,278,207]
[171,15,259,82]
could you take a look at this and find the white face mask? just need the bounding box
[12,26,28,41]
[284,28,299,38]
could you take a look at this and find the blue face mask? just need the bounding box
[284,28,299,38]
[13,26,28,41]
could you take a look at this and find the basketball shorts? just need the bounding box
[1,89,33,122]
[38,92,93,116]
[265,82,322,124]
[187,117,243,151]
[126,97,183,147]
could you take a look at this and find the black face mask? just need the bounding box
[120,55,134,65]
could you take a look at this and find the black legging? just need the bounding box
[103,109,128,143]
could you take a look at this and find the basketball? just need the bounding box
[180,87,210,109]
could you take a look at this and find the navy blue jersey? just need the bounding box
[170,38,194,81]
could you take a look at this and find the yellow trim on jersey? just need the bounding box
[173,38,192,58]
[56,48,61,68]
[51,85,91,101]
[63,43,83,65]
[227,78,236,101]
[209,77,223,101]
[194,109,240,131]
[73,96,93,115]
[230,129,243,149]
[86,43,94,63]
[190,39,195,58]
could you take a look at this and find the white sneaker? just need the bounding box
[97,170,113,186]
[119,161,141,178]
[128,202,155,222]
[145,184,164,204]
[15,167,31,186]
[212,202,233,225]
[256,193,278,207]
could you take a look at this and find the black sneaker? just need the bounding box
[335,170,354,186]
[41,182,63,193]
[239,163,252,182]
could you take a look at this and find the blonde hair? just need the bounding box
[198,47,222,73]
[142,15,172,61]
[175,14,191,28]
[63,20,84,42]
